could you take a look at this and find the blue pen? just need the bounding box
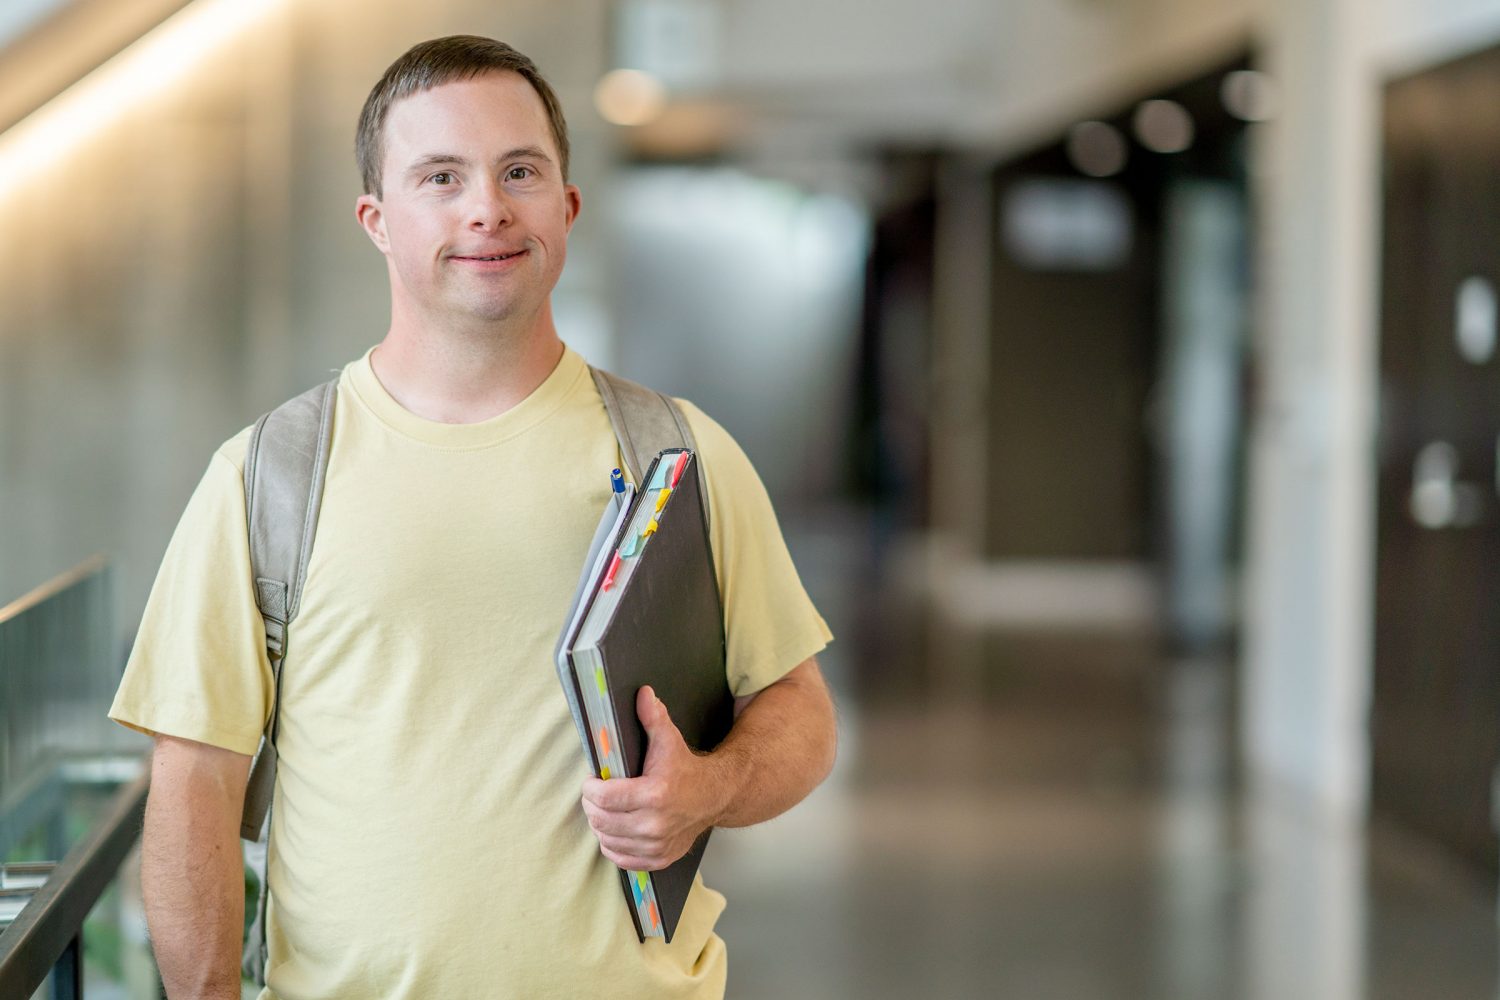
[610,468,626,510]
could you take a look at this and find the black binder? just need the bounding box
[563,450,732,943]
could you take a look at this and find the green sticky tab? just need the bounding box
[636,871,648,890]
[595,667,606,696]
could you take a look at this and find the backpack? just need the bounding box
[236,364,707,985]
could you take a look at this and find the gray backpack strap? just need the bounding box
[240,377,337,839]
[238,378,336,985]
[589,366,709,526]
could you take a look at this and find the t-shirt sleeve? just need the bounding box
[677,400,833,698]
[108,431,274,755]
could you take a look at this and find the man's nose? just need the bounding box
[467,178,513,230]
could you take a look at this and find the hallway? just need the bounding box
[704,525,1499,999]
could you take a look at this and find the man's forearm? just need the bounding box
[142,739,250,1000]
[704,662,837,829]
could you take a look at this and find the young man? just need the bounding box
[110,35,835,1000]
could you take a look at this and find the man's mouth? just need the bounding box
[454,250,526,262]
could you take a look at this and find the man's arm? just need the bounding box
[580,657,836,871]
[142,735,252,1000]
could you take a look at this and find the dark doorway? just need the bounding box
[984,61,1253,653]
[1374,44,1500,877]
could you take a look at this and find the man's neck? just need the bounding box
[369,310,566,425]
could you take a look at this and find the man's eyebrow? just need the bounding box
[500,145,553,165]
[404,147,554,179]
[405,153,470,178]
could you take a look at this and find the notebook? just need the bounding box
[557,449,732,943]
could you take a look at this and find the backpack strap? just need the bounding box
[589,366,710,527]
[240,377,337,840]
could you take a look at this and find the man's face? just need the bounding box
[356,71,580,330]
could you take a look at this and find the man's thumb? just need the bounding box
[638,686,672,732]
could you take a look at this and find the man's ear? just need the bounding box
[355,194,391,254]
[563,184,582,235]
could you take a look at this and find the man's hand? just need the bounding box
[579,686,727,871]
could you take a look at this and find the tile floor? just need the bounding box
[704,528,1499,1000]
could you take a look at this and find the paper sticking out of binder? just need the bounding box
[553,449,732,944]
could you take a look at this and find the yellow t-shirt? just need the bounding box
[109,345,831,1000]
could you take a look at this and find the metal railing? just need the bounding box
[0,773,147,998]
[0,559,153,998]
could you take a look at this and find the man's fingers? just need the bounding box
[583,798,670,839]
[600,846,657,871]
[581,774,659,812]
[580,797,635,836]
[596,830,661,856]
[598,841,675,872]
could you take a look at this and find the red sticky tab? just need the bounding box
[601,552,622,591]
[669,452,689,487]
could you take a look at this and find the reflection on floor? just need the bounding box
[704,536,1498,1000]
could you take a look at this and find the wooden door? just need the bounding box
[1374,45,1500,874]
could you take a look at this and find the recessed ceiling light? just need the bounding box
[1221,70,1279,122]
[1133,99,1194,154]
[1067,121,1127,178]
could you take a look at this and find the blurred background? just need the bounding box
[3,0,1500,996]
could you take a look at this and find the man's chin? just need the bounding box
[449,295,529,327]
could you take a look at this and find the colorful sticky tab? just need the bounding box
[600,766,611,779]
[642,518,659,538]
[654,488,672,513]
[598,726,610,756]
[601,552,622,591]
[636,871,648,890]
[648,457,673,490]
[631,878,642,903]
[649,901,659,929]
[621,532,645,558]
[669,452,689,487]
[595,666,606,696]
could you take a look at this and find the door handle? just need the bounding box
[1409,440,1485,529]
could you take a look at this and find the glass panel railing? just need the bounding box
[0,557,138,795]
[0,559,158,998]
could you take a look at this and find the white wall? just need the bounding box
[1378,0,1500,74]
[0,0,613,632]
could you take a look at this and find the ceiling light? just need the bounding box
[594,68,667,127]
[0,0,287,207]
[1133,99,1194,154]
[1221,70,1279,122]
[1066,121,1127,178]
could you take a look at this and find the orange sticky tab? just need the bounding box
[598,726,610,756]
[649,901,659,928]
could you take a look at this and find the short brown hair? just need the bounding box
[355,35,570,197]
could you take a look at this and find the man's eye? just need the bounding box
[430,172,454,185]
[507,166,534,181]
